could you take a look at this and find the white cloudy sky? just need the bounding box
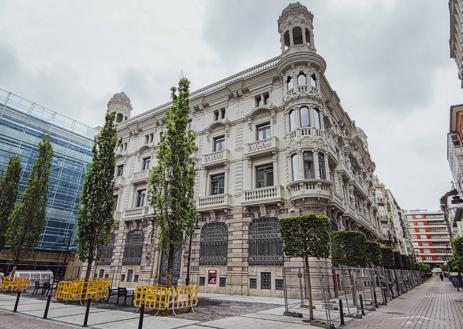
[0,0,461,211]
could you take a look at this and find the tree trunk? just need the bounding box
[85,256,93,282]
[166,243,175,287]
[304,255,314,320]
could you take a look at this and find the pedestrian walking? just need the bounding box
[439,273,444,281]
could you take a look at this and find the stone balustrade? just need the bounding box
[198,193,231,210]
[132,170,149,182]
[203,149,229,167]
[287,180,331,201]
[242,185,283,204]
[246,137,278,156]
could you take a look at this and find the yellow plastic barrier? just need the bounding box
[56,279,110,303]
[0,277,29,293]
[133,284,199,315]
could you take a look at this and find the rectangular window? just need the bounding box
[261,272,271,289]
[249,278,257,289]
[149,133,154,142]
[220,108,226,119]
[113,195,118,211]
[136,189,146,207]
[303,151,315,179]
[116,164,124,177]
[275,279,284,290]
[219,277,226,287]
[121,274,126,282]
[291,154,300,181]
[256,122,271,140]
[213,135,225,152]
[263,92,270,105]
[199,277,206,286]
[318,152,326,179]
[255,95,262,107]
[142,157,151,170]
[210,173,225,195]
[134,275,139,283]
[105,274,109,279]
[99,269,104,278]
[127,270,133,282]
[145,135,149,144]
[255,164,274,188]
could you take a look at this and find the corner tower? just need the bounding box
[107,92,132,124]
[278,2,315,53]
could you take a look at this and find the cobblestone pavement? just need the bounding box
[346,275,463,329]
[0,309,79,329]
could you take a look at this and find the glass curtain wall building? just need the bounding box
[0,88,96,253]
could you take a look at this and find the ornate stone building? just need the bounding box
[87,3,394,296]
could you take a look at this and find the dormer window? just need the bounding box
[297,72,307,86]
[287,76,293,90]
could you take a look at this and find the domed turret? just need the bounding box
[107,92,132,123]
[278,2,316,53]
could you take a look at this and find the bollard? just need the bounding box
[338,299,345,326]
[43,294,52,319]
[83,297,91,327]
[13,291,21,312]
[359,294,365,316]
[138,303,145,329]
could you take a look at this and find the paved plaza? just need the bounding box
[0,276,462,329]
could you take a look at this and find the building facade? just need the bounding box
[405,210,452,266]
[449,0,463,87]
[90,3,405,296]
[0,88,95,272]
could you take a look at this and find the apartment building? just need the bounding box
[405,210,452,266]
[449,0,463,86]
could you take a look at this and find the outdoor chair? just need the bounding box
[32,281,42,295]
[42,282,51,296]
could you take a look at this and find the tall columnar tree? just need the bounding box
[77,111,118,281]
[6,137,53,269]
[381,247,394,269]
[393,251,403,270]
[0,155,21,249]
[279,214,331,320]
[367,241,382,267]
[149,77,196,286]
[331,230,368,267]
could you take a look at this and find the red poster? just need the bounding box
[208,270,217,284]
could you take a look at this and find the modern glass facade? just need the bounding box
[0,88,96,252]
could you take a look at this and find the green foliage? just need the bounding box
[331,230,368,267]
[77,111,118,279]
[381,247,394,269]
[366,241,382,267]
[452,237,463,257]
[279,214,331,259]
[393,251,403,269]
[401,254,410,270]
[0,155,21,249]
[446,237,463,272]
[418,263,432,273]
[148,78,196,278]
[6,137,53,263]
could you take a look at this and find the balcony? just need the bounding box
[245,137,278,157]
[203,149,230,168]
[284,86,320,103]
[114,176,126,188]
[242,185,283,205]
[286,127,325,141]
[287,180,331,201]
[197,193,232,211]
[123,207,149,219]
[132,170,149,183]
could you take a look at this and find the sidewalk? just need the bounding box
[346,275,463,329]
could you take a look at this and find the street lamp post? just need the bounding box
[185,218,199,286]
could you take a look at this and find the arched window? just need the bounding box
[297,72,307,86]
[116,113,123,123]
[319,152,326,179]
[300,106,310,128]
[287,76,293,90]
[291,153,300,181]
[310,74,317,89]
[293,27,303,45]
[303,151,315,179]
[289,109,297,131]
[248,217,283,265]
[284,31,290,49]
[313,108,321,129]
[96,233,115,265]
[305,28,311,45]
[199,223,228,265]
[122,230,143,265]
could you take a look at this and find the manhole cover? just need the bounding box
[385,311,405,315]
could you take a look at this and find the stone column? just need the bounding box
[272,153,279,186]
[313,151,320,179]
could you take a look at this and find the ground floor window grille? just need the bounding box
[122,230,143,265]
[199,277,206,286]
[249,278,257,289]
[219,277,226,287]
[248,217,283,265]
[261,272,271,289]
[199,222,228,265]
[275,279,284,290]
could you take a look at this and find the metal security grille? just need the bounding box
[261,272,271,289]
[275,279,284,290]
[249,278,257,289]
[220,277,226,287]
[248,217,283,265]
[199,222,228,265]
[96,233,115,265]
[199,277,205,286]
[159,249,182,284]
[122,230,143,265]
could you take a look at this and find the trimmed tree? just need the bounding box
[6,137,53,270]
[367,241,382,267]
[331,230,368,267]
[77,111,118,281]
[148,77,196,286]
[381,247,394,269]
[279,214,331,320]
[0,155,21,249]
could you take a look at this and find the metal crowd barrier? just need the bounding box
[55,279,110,303]
[0,277,30,292]
[133,284,199,315]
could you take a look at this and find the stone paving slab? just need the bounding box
[0,310,79,329]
